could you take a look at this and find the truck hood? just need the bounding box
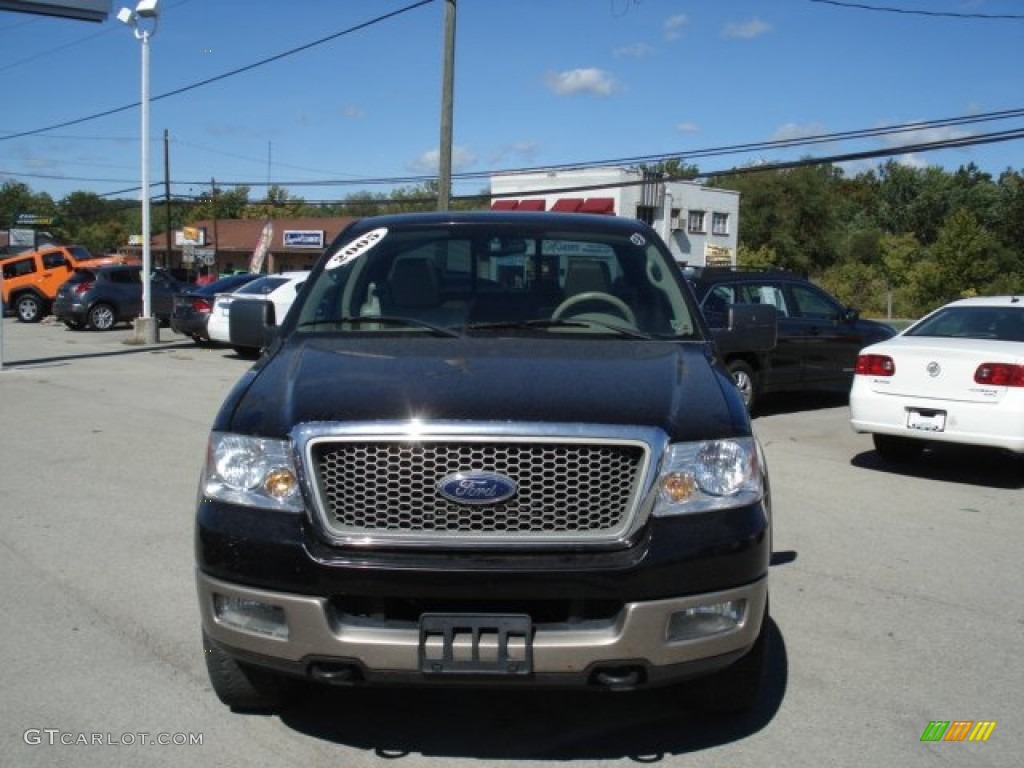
[219,336,746,443]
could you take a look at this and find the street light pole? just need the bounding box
[140,22,152,323]
[119,0,160,344]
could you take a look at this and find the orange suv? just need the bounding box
[1,246,133,323]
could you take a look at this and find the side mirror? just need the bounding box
[229,298,278,351]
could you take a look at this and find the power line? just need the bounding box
[0,0,436,142]
[808,0,1024,20]
[12,119,1024,205]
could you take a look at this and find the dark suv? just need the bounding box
[686,267,895,411]
[53,265,184,330]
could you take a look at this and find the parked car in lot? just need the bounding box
[686,266,896,410]
[206,270,308,357]
[850,295,1024,460]
[170,273,262,343]
[1,245,134,323]
[196,211,772,714]
[52,265,187,330]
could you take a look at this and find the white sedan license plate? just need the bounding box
[906,409,946,433]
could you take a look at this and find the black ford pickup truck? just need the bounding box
[196,211,773,714]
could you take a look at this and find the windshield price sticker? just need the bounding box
[325,227,388,270]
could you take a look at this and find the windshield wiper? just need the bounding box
[461,318,655,339]
[297,315,461,337]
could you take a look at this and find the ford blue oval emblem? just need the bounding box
[437,471,517,505]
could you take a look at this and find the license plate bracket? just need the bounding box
[419,613,533,676]
[906,408,946,432]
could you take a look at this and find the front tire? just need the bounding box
[16,294,44,323]
[727,359,758,412]
[873,434,924,462]
[203,633,290,712]
[87,303,117,331]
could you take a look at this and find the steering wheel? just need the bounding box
[552,291,637,326]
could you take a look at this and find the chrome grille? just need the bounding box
[309,437,648,545]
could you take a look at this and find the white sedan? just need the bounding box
[850,295,1024,461]
[208,271,308,353]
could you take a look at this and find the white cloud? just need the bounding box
[613,42,654,58]
[770,122,828,142]
[16,144,59,169]
[872,123,972,168]
[723,18,772,39]
[664,14,687,41]
[340,104,365,120]
[408,145,477,174]
[878,122,971,150]
[676,122,700,134]
[544,68,618,97]
[489,141,541,166]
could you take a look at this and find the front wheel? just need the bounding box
[16,294,44,323]
[727,360,758,412]
[203,633,291,712]
[87,303,117,331]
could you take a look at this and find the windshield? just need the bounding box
[293,220,700,339]
[236,276,289,296]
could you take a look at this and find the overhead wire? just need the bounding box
[5,106,1024,194]
[808,0,1024,20]
[0,0,437,142]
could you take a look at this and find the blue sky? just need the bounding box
[2,0,1023,204]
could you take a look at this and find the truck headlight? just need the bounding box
[654,437,764,515]
[202,432,302,511]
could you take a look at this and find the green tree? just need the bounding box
[0,180,56,231]
[637,158,701,181]
[187,184,251,223]
[929,207,1016,301]
[245,185,309,219]
[715,163,843,274]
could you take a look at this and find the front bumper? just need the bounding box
[196,498,770,688]
[198,570,767,688]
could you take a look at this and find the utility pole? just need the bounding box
[164,129,172,267]
[438,0,456,211]
[211,177,219,273]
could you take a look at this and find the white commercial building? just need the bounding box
[490,167,739,267]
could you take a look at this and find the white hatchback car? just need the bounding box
[208,271,309,355]
[850,296,1024,460]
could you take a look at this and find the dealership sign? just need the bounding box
[283,230,325,249]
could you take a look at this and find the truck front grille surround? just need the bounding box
[297,423,663,548]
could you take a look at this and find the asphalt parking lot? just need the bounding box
[1,317,1020,768]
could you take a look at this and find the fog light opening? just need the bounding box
[213,594,289,639]
[666,599,746,642]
